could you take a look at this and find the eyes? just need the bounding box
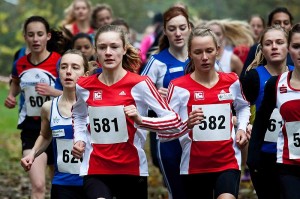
[75,45,92,50]
[167,25,188,32]
[192,48,215,55]
[26,31,45,37]
[290,44,300,49]
[97,44,121,51]
[60,64,81,71]
[263,39,286,46]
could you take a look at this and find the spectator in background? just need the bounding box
[139,12,163,65]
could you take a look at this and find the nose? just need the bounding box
[175,28,181,37]
[33,34,38,41]
[272,42,278,49]
[202,52,208,60]
[66,66,72,75]
[105,47,112,55]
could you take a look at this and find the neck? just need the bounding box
[99,67,127,86]
[168,46,188,62]
[30,50,50,65]
[191,69,219,88]
[61,88,76,104]
[265,61,287,75]
[76,20,90,30]
[292,67,300,81]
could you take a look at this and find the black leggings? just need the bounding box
[83,175,148,199]
[249,152,281,199]
[181,169,241,199]
[277,163,300,199]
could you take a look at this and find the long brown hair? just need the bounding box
[158,6,190,52]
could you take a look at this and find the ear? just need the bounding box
[47,32,51,41]
[216,46,220,55]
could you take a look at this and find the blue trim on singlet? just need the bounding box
[152,49,189,88]
[50,97,83,186]
[255,65,294,153]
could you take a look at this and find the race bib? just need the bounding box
[89,106,129,144]
[24,86,50,116]
[285,121,300,159]
[192,103,231,141]
[56,139,81,174]
[264,108,283,142]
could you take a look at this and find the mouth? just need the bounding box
[64,78,73,82]
[104,59,114,63]
[32,44,40,48]
[271,53,280,56]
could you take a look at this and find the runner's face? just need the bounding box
[96,9,113,28]
[164,15,190,50]
[24,22,50,54]
[190,35,218,73]
[209,24,224,45]
[261,29,288,64]
[250,17,264,41]
[95,31,126,71]
[288,32,300,68]
[271,12,292,31]
[73,38,94,60]
[74,1,90,21]
[59,54,85,88]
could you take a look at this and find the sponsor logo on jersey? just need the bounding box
[279,84,287,93]
[218,90,233,101]
[53,116,60,123]
[93,90,102,100]
[119,91,126,96]
[52,129,65,137]
[194,91,204,100]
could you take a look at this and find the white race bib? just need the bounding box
[285,121,300,159]
[56,139,81,174]
[264,108,283,142]
[89,106,129,144]
[24,86,50,116]
[192,103,231,141]
[52,129,65,138]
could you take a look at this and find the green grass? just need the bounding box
[0,82,21,171]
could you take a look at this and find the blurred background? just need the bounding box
[0,0,299,76]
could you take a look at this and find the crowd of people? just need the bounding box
[3,0,300,198]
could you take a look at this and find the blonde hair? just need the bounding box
[206,19,254,47]
[95,25,141,73]
[62,0,92,26]
[247,25,288,71]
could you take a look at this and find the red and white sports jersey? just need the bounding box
[163,72,250,174]
[276,72,300,165]
[12,52,60,126]
[72,72,182,176]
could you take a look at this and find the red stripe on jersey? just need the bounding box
[140,117,182,131]
[166,83,175,103]
[145,78,169,110]
[158,122,189,138]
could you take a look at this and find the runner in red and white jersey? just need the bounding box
[71,25,182,199]
[159,27,250,199]
[248,23,300,199]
